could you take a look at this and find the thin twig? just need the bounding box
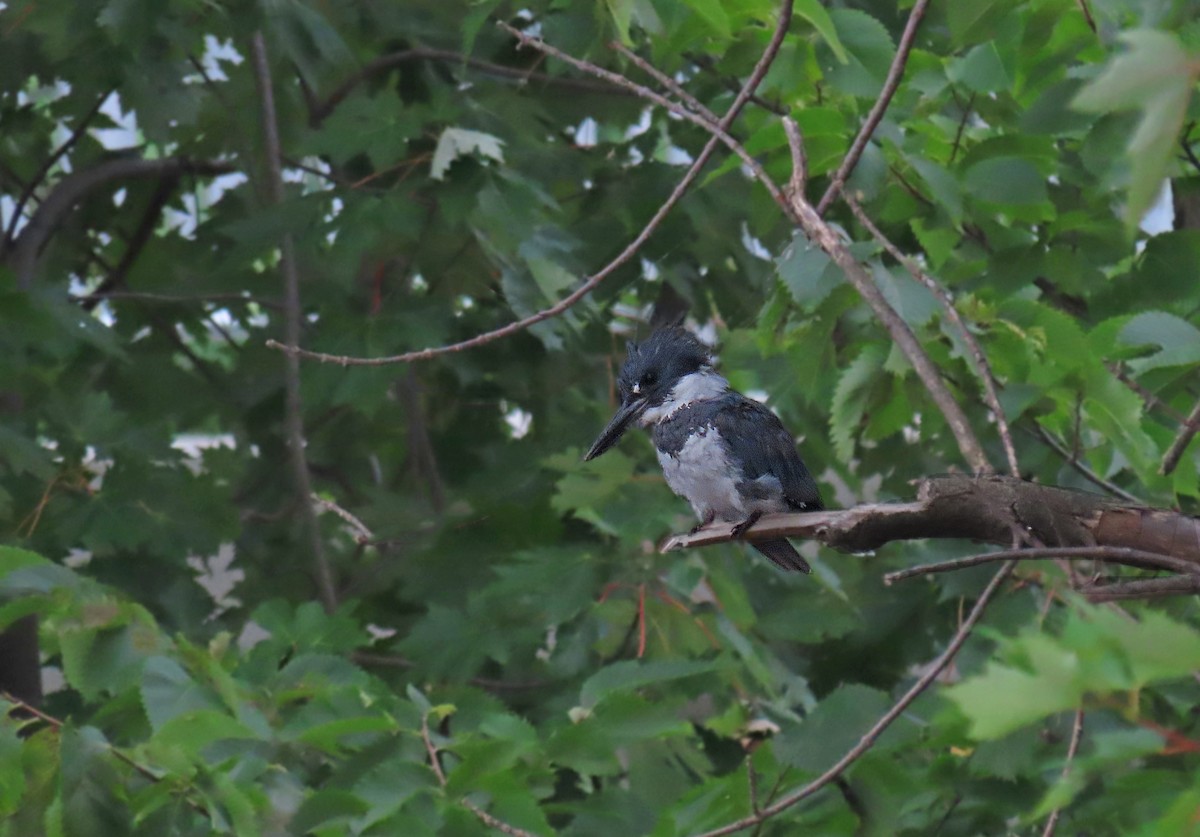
[268,1,796,367]
[3,88,111,250]
[783,118,807,200]
[251,32,338,613]
[2,691,209,815]
[310,46,635,125]
[312,493,373,543]
[611,42,719,122]
[1160,397,1200,476]
[747,758,760,814]
[842,191,1018,476]
[1081,575,1200,602]
[80,175,180,309]
[1041,708,1085,837]
[1075,0,1098,34]
[420,712,449,786]
[1027,423,1142,503]
[691,562,1014,837]
[885,546,1200,585]
[815,0,931,215]
[421,711,542,836]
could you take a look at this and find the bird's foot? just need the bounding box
[689,510,716,535]
[730,512,763,539]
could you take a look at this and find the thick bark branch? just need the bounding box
[662,474,1200,566]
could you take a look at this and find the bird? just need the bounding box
[584,327,823,572]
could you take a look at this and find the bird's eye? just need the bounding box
[641,373,656,386]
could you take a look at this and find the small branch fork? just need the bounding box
[421,712,542,837]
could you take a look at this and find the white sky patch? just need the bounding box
[1140,181,1174,236]
[573,117,598,148]
[195,35,243,82]
[640,258,660,281]
[501,400,533,439]
[744,389,769,404]
[626,109,652,139]
[740,223,771,261]
[188,542,243,618]
[661,144,692,165]
[93,92,141,150]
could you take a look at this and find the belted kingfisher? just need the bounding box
[585,328,823,573]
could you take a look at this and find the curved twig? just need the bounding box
[268,2,796,366]
[690,561,1014,837]
[7,156,234,288]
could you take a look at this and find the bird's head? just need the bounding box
[584,328,712,461]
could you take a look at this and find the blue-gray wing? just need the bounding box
[711,394,823,511]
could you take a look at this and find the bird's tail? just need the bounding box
[753,539,811,573]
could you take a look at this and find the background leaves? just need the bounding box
[1,0,1199,834]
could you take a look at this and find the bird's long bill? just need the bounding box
[584,397,648,461]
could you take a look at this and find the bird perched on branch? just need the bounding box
[585,328,822,572]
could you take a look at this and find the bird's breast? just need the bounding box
[654,426,745,521]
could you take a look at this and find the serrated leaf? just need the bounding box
[141,656,222,730]
[775,684,892,770]
[795,0,847,63]
[829,344,886,462]
[580,659,717,707]
[964,157,1048,205]
[1073,30,1199,230]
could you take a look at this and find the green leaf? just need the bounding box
[1073,30,1199,230]
[829,343,886,463]
[824,9,895,97]
[430,128,506,181]
[774,684,892,771]
[795,0,847,63]
[1118,311,1200,372]
[948,42,1010,93]
[60,725,130,837]
[964,157,1048,205]
[140,656,222,730]
[580,659,717,708]
[947,0,1010,46]
[680,0,730,40]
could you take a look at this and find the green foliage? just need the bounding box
[2,0,1199,834]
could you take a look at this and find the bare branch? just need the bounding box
[815,0,931,215]
[268,1,796,366]
[841,191,1019,476]
[783,117,807,200]
[1160,396,1200,476]
[6,156,234,289]
[1041,708,1085,837]
[691,561,1014,837]
[251,32,338,613]
[884,546,1200,585]
[610,42,719,122]
[1081,575,1200,602]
